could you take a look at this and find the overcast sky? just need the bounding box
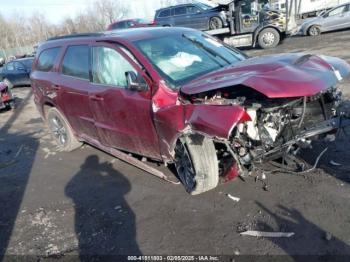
[0,0,214,23]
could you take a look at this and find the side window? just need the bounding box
[112,22,126,29]
[6,62,14,71]
[92,46,137,88]
[14,62,25,70]
[36,47,60,72]
[61,45,90,80]
[187,6,200,14]
[126,21,135,27]
[328,6,346,16]
[159,9,171,18]
[174,6,187,16]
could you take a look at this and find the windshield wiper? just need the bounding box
[182,34,231,66]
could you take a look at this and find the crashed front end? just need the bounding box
[180,54,350,177]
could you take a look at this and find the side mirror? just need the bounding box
[126,71,148,91]
[196,10,202,14]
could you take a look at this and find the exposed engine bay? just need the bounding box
[182,84,350,175]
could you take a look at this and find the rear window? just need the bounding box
[174,7,187,15]
[37,47,60,72]
[61,45,90,80]
[158,9,171,17]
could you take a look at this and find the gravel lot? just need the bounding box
[1,30,350,260]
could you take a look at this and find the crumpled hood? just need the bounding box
[181,53,350,98]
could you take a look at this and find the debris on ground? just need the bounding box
[240,230,294,238]
[329,160,342,167]
[226,194,240,202]
[325,232,332,241]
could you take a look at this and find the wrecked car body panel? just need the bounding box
[153,52,350,179]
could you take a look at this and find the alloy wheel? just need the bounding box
[49,116,68,146]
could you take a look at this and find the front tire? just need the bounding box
[47,107,82,152]
[209,17,223,30]
[174,135,219,195]
[258,28,280,49]
[308,25,321,36]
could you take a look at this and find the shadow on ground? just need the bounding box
[0,90,39,260]
[65,155,141,257]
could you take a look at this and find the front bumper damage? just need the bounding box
[254,115,350,162]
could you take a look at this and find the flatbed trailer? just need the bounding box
[204,0,288,49]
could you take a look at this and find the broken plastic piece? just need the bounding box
[226,193,240,202]
[240,230,294,238]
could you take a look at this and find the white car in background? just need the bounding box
[299,2,350,36]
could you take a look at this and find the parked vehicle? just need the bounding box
[0,82,14,110]
[154,2,228,30]
[175,0,288,49]
[107,19,156,30]
[299,2,350,36]
[31,28,350,195]
[0,57,34,88]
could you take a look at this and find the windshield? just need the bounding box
[133,32,246,89]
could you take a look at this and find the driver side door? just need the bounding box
[88,43,161,159]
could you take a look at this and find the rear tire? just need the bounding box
[258,28,280,49]
[174,135,219,195]
[308,25,321,36]
[46,107,82,152]
[209,17,223,30]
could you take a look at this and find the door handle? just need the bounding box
[90,95,104,101]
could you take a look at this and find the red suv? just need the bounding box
[31,28,350,195]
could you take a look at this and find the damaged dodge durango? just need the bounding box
[31,27,350,195]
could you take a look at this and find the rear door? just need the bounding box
[14,62,29,85]
[88,43,161,158]
[56,44,99,140]
[3,62,16,84]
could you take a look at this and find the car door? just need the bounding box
[56,44,99,141]
[322,5,348,32]
[173,6,189,27]
[88,43,161,159]
[14,61,29,85]
[186,5,206,30]
[3,62,16,84]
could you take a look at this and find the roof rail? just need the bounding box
[47,33,104,41]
